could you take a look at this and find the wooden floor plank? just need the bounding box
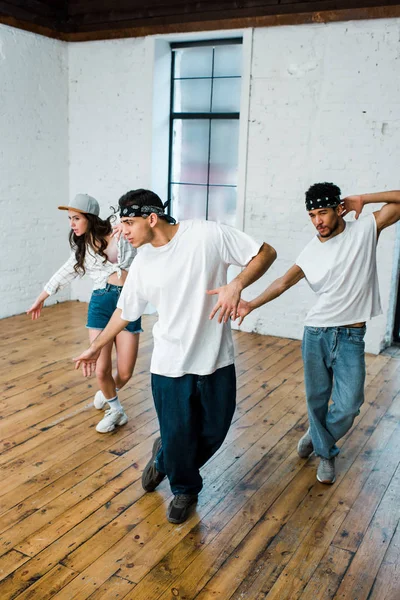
[332,462,400,600]
[228,383,400,600]
[333,416,400,553]
[0,303,398,600]
[13,563,78,600]
[85,574,135,599]
[0,482,168,598]
[0,450,116,539]
[199,408,396,600]
[367,517,400,600]
[0,550,30,582]
[13,437,158,557]
[195,358,399,600]
[58,389,306,577]
[0,396,157,514]
[53,411,308,598]
[298,546,354,600]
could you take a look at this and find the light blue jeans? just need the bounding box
[302,326,366,459]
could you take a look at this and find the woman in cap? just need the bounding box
[27,194,141,433]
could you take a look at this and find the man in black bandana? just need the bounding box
[236,182,400,485]
[74,188,277,524]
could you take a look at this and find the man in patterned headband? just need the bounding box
[235,182,400,485]
[304,182,342,237]
[74,188,277,524]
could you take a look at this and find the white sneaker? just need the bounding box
[94,390,107,410]
[96,408,128,433]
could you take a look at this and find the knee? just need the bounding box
[117,369,133,387]
[343,391,365,416]
[96,366,112,383]
[334,401,362,423]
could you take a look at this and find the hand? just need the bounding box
[111,223,123,240]
[27,299,44,320]
[235,299,254,326]
[206,281,242,324]
[341,195,363,219]
[73,347,101,377]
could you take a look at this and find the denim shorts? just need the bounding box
[86,284,143,334]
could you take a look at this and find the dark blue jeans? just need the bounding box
[151,364,236,495]
[302,326,366,459]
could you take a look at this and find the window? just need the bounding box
[168,39,242,226]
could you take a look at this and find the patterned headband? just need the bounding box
[120,203,176,224]
[305,195,341,211]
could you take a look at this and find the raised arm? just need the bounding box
[236,264,305,325]
[342,191,400,235]
[208,242,277,323]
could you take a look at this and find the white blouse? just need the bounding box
[44,236,137,295]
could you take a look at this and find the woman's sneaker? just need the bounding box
[96,408,128,433]
[94,390,107,410]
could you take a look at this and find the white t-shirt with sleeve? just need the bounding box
[295,214,382,327]
[117,219,262,377]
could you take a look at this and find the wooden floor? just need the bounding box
[1,302,400,600]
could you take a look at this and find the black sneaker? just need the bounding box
[167,494,198,524]
[141,437,166,492]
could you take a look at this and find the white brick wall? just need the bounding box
[1,19,399,353]
[68,38,151,301]
[240,20,400,354]
[0,25,69,319]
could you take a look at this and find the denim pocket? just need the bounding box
[306,326,323,335]
[348,329,366,345]
[92,288,107,297]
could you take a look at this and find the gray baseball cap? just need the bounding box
[58,193,100,216]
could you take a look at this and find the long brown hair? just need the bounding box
[69,213,113,275]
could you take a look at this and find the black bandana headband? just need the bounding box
[305,195,341,211]
[120,203,176,224]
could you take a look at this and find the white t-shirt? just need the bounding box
[117,220,262,377]
[296,214,382,327]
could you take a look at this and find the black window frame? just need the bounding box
[167,37,243,221]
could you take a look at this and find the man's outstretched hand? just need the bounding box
[235,299,254,326]
[207,281,242,323]
[73,347,101,377]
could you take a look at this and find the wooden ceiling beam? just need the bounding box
[0,0,66,33]
[0,14,62,37]
[62,4,400,40]
[67,0,301,14]
[65,0,400,28]
[0,0,399,41]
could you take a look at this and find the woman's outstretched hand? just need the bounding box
[73,347,101,377]
[27,298,44,320]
